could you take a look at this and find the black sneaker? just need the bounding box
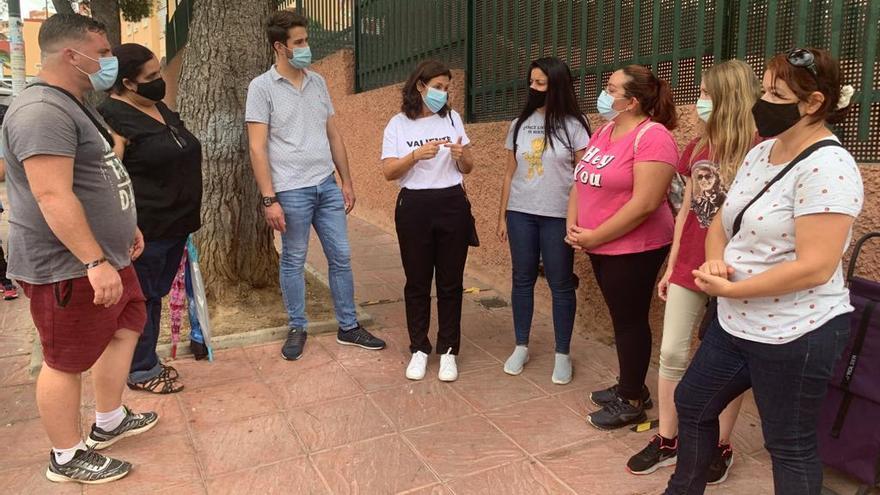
[707,443,734,484]
[627,434,678,474]
[282,327,307,360]
[85,406,159,450]
[46,448,131,484]
[589,383,654,409]
[337,324,386,350]
[587,395,647,430]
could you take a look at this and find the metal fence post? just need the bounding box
[466,0,475,122]
[353,0,360,93]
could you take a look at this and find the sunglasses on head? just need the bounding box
[787,48,818,79]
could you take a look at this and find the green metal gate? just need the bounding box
[468,0,880,162]
[354,0,467,92]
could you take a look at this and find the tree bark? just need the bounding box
[89,0,122,46]
[51,0,76,15]
[177,0,279,300]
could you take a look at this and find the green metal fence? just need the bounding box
[469,0,880,162]
[354,0,467,92]
[166,0,878,161]
[165,0,192,62]
[277,0,354,61]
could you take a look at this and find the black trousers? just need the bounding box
[395,185,471,355]
[589,245,670,400]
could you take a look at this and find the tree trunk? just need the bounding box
[89,0,121,46]
[177,0,279,300]
[51,0,76,15]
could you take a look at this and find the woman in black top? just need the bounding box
[98,43,202,394]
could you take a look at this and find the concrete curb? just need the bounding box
[28,263,373,376]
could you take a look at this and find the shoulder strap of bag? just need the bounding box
[731,139,842,237]
[633,121,658,154]
[28,83,114,147]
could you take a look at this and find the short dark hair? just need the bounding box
[401,60,452,120]
[38,13,106,52]
[110,43,155,94]
[266,10,308,47]
[766,48,850,125]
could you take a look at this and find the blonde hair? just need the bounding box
[692,60,762,186]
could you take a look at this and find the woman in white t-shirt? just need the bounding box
[497,57,590,385]
[381,60,475,383]
[665,48,862,495]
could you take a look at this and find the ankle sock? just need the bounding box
[96,405,126,432]
[504,345,529,372]
[552,353,572,382]
[53,441,87,465]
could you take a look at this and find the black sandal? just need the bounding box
[127,364,184,394]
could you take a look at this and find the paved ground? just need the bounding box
[0,206,871,494]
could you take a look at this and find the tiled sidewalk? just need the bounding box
[0,215,864,494]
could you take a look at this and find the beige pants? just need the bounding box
[659,283,709,381]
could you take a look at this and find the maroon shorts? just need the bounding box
[18,265,146,373]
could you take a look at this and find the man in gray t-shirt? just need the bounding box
[246,10,385,360]
[1,14,157,485]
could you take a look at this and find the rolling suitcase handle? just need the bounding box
[846,232,880,283]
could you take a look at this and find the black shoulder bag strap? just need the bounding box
[27,83,115,147]
[699,139,843,340]
[730,139,843,236]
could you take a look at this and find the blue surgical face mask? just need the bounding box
[423,86,448,114]
[287,45,312,69]
[72,50,118,92]
[696,98,713,122]
[596,90,622,120]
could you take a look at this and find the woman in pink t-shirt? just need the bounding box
[565,65,679,430]
[626,60,762,482]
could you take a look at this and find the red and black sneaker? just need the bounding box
[627,434,678,475]
[707,443,734,484]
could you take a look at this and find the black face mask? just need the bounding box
[751,98,802,138]
[134,78,166,102]
[528,88,547,108]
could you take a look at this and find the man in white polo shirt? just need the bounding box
[246,10,385,361]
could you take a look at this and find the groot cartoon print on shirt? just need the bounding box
[523,137,545,180]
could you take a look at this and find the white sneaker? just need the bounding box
[438,348,458,382]
[406,351,429,380]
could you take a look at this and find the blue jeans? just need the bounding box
[130,236,187,383]
[506,211,577,353]
[665,314,851,495]
[277,174,358,331]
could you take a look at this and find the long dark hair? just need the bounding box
[620,65,678,129]
[513,57,590,156]
[401,60,452,119]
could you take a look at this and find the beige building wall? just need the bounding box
[120,3,166,60]
[16,6,166,77]
[23,19,43,76]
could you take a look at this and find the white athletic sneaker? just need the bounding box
[438,348,458,382]
[406,351,429,380]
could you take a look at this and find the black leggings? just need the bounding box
[589,245,670,400]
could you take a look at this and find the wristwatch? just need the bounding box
[261,196,278,207]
